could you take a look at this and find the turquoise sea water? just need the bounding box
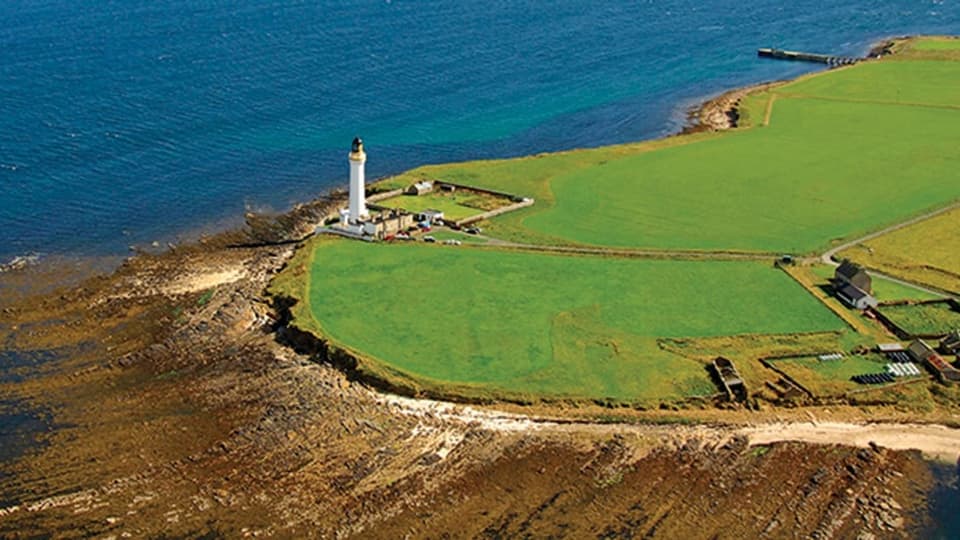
[1,1,958,260]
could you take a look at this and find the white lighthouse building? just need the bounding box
[329,136,414,239]
[347,136,369,223]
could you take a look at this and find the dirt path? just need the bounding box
[763,93,778,126]
[743,421,960,464]
[478,237,772,261]
[384,393,960,465]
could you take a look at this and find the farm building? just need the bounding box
[416,209,445,224]
[835,283,878,310]
[834,260,872,293]
[908,339,936,362]
[942,330,960,355]
[406,181,434,196]
[909,339,960,384]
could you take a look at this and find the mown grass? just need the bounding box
[878,302,960,336]
[887,37,960,62]
[838,206,960,294]
[375,190,494,221]
[377,57,960,254]
[772,354,891,397]
[777,60,960,107]
[525,95,960,252]
[913,38,960,51]
[290,240,844,402]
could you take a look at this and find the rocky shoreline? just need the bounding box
[0,172,954,537]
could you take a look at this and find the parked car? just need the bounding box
[443,239,462,246]
[465,226,482,234]
[423,235,436,243]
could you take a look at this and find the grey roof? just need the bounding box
[908,339,935,360]
[836,260,867,280]
[837,283,869,302]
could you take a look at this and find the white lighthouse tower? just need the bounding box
[347,137,369,223]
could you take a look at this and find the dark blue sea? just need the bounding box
[1,0,958,260]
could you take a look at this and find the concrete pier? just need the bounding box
[758,48,859,66]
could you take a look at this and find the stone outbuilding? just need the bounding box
[910,339,960,384]
[406,181,434,196]
[941,330,960,355]
[834,260,872,294]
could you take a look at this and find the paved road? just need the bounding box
[819,201,960,298]
[820,201,960,266]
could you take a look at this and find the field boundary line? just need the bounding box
[763,94,777,126]
[476,239,774,261]
[776,92,960,111]
[776,264,864,333]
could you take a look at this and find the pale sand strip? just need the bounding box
[743,422,960,463]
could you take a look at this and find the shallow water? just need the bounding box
[1,0,958,260]
[0,347,69,505]
[925,462,960,539]
[0,399,52,507]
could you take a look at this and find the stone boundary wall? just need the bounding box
[870,298,960,340]
[435,181,526,201]
[367,188,405,203]
[453,198,535,227]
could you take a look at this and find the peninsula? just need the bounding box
[1,36,959,538]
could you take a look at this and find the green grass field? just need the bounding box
[380,58,960,253]
[838,206,960,294]
[287,240,844,402]
[910,37,960,51]
[807,265,941,302]
[375,192,481,221]
[878,302,960,336]
[375,189,513,221]
[772,354,891,396]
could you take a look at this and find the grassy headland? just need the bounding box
[274,36,960,405]
[274,239,844,403]
[379,50,960,253]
